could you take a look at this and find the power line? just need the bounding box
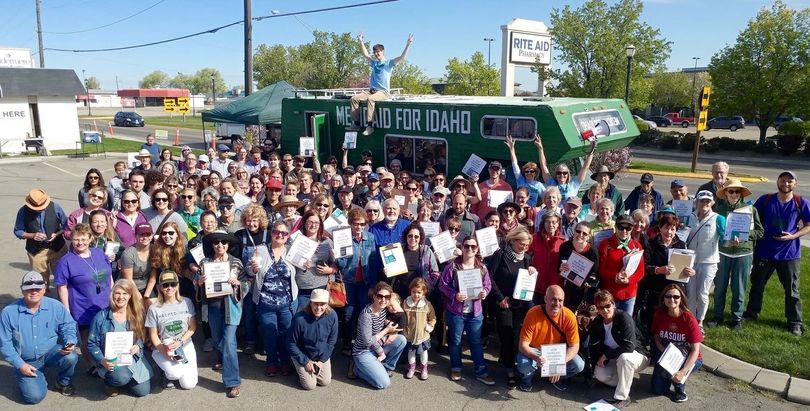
[45,0,398,53]
[44,0,166,34]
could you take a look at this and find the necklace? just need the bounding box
[75,250,104,294]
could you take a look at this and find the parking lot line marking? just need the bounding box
[43,162,81,178]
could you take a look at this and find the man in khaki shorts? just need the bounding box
[350,32,413,136]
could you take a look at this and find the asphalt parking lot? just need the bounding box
[0,155,802,410]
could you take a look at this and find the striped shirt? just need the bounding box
[352,304,387,356]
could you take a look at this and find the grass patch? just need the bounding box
[628,161,694,173]
[705,248,810,378]
[144,115,214,131]
[50,137,204,156]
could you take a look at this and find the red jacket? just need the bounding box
[597,235,645,301]
[531,230,565,294]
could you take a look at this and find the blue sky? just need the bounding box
[2,0,807,91]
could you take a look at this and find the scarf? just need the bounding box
[503,243,524,262]
[617,236,631,252]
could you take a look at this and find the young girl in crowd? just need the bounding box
[402,278,436,380]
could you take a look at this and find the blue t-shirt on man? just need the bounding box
[754,194,810,261]
[369,59,396,93]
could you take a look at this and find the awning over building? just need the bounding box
[117,88,190,98]
[0,67,85,98]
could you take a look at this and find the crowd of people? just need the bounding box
[3,132,809,408]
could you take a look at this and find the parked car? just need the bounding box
[773,116,802,129]
[663,112,695,128]
[646,116,672,127]
[633,115,657,130]
[113,111,145,127]
[706,116,745,131]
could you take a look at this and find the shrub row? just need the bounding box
[630,127,810,156]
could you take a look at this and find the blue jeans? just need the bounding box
[516,348,585,389]
[615,297,636,316]
[353,334,407,389]
[446,312,488,376]
[241,291,259,346]
[257,303,293,366]
[343,282,370,345]
[651,358,703,395]
[104,365,151,397]
[208,302,241,388]
[15,344,78,404]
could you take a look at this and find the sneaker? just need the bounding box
[551,379,568,391]
[731,321,743,332]
[608,398,633,409]
[243,344,256,355]
[449,371,462,381]
[362,126,374,136]
[164,380,176,389]
[105,385,119,397]
[706,320,719,328]
[55,382,75,396]
[742,311,758,320]
[673,390,688,402]
[203,338,214,352]
[518,383,533,392]
[506,370,518,389]
[419,364,429,380]
[226,385,241,398]
[405,364,416,379]
[264,365,278,377]
[791,324,803,337]
[476,374,496,386]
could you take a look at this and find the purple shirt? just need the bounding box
[54,248,112,326]
[438,260,492,317]
[754,194,810,261]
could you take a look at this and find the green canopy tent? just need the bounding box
[201,80,298,124]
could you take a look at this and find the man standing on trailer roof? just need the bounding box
[350,32,413,136]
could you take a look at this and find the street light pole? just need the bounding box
[691,57,700,116]
[624,45,636,104]
[483,38,495,66]
[82,69,92,116]
[211,74,216,107]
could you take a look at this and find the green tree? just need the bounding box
[189,68,227,96]
[139,70,170,88]
[709,1,810,143]
[648,71,692,110]
[548,0,671,108]
[391,61,433,94]
[443,51,500,96]
[85,76,100,89]
[169,72,193,90]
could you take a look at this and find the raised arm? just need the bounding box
[391,34,414,65]
[576,140,598,184]
[505,135,521,175]
[357,32,371,61]
[535,134,551,183]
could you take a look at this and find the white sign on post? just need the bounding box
[509,32,552,65]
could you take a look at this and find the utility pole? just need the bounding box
[244,0,253,96]
[35,0,45,67]
[691,57,700,116]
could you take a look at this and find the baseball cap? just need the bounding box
[489,161,502,169]
[198,154,209,163]
[367,172,379,182]
[616,214,634,229]
[357,165,372,173]
[670,179,686,189]
[695,190,714,202]
[135,223,153,236]
[181,145,191,152]
[380,172,395,181]
[218,195,235,206]
[564,197,582,207]
[343,166,356,175]
[432,186,451,196]
[640,173,654,183]
[216,144,230,152]
[266,179,283,191]
[338,185,353,194]
[779,171,797,180]
[361,149,373,157]
[158,270,180,286]
[293,155,306,162]
[21,271,46,291]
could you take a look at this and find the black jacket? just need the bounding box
[588,309,648,366]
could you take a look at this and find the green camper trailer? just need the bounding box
[279,95,639,178]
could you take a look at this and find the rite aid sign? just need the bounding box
[509,32,552,65]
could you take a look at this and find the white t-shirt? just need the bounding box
[145,297,195,340]
[603,322,619,350]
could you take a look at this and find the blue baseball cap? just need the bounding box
[367,172,379,181]
[670,179,686,188]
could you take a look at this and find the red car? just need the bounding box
[664,112,695,128]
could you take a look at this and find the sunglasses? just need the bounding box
[424,174,435,178]
[502,209,516,214]
[616,225,633,231]
[375,293,391,300]
[407,234,420,239]
[351,222,366,227]
[462,244,478,250]
[213,240,229,245]
[219,205,234,210]
[161,282,178,289]
[664,294,681,300]
[161,231,177,236]
[154,197,169,203]
[726,189,741,194]
[574,229,590,235]
[597,302,613,310]
[524,169,536,174]
[22,280,46,287]
[316,203,329,208]
[556,171,569,175]
[448,227,460,233]
[167,184,178,189]
[122,199,139,205]
[367,209,379,214]
[272,230,290,237]
[90,194,105,200]
[407,187,419,191]
[181,195,195,200]
[88,175,99,180]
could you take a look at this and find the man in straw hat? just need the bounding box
[14,189,68,288]
[711,178,763,332]
[133,149,154,172]
[0,271,79,403]
[745,171,810,336]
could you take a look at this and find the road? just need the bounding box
[650,123,777,141]
[0,155,803,409]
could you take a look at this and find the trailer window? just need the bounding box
[385,135,448,176]
[481,116,536,140]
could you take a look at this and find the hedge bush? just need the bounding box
[777,120,810,138]
[634,119,651,133]
[659,134,680,150]
[753,140,777,154]
[679,133,704,151]
[777,134,805,155]
[805,137,810,157]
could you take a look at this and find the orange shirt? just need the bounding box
[519,305,579,348]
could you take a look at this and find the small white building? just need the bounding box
[0,67,85,153]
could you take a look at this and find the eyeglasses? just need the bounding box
[664,294,681,300]
[448,227,460,233]
[524,169,536,174]
[556,171,569,176]
[351,222,366,227]
[574,229,590,236]
[161,283,178,289]
[161,231,177,236]
[305,220,320,226]
[502,209,516,214]
[154,197,169,203]
[407,234,420,239]
[22,280,46,287]
[167,184,178,189]
[435,178,445,182]
[122,199,139,205]
[88,175,99,180]
[407,187,419,191]
[203,198,216,203]
[597,302,613,311]
[462,244,478,250]
[726,189,741,194]
[219,205,234,210]
[181,195,195,200]
[375,293,391,300]
[616,225,633,232]
[272,230,290,237]
[366,209,379,214]
[283,159,293,163]
[89,194,105,200]
[212,240,228,245]
[316,203,329,208]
